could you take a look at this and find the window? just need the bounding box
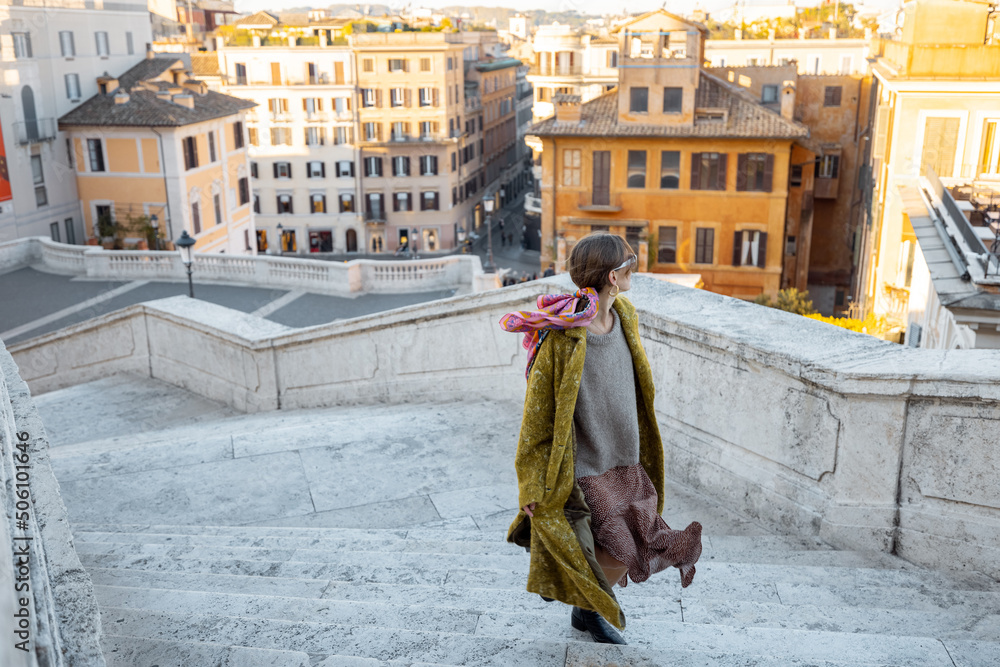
[690,152,727,191]
[787,236,798,257]
[607,51,618,68]
[213,193,222,226]
[274,162,292,178]
[339,193,355,212]
[394,192,412,212]
[253,194,260,213]
[451,152,457,172]
[592,150,611,205]
[87,139,104,172]
[629,87,648,113]
[663,87,683,113]
[392,156,410,177]
[981,120,1000,175]
[364,122,380,141]
[305,127,326,146]
[366,193,384,218]
[238,177,249,205]
[419,88,434,107]
[391,122,408,141]
[277,194,293,214]
[823,86,842,107]
[839,55,853,75]
[50,222,60,242]
[336,161,354,178]
[64,73,81,100]
[64,218,76,245]
[308,161,325,178]
[419,155,438,176]
[627,150,646,188]
[364,157,383,177]
[59,31,75,57]
[333,97,351,114]
[191,201,201,234]
[306,62,318,85]
[32,155,46,207]
[388,58,408,73]
[126,32,134,55]
[421,191,439,211]
[657,226,677,263]
[695,228,714,264]
[208,132,217,162]
[737,153,772,192]
[420,57,431,72]
[817,154,840,179]
[733,230,767,267]
[333,126,351,145]
[391,88,406,108]
[248,126,258,146]
[235,63,247,85]
[660,151,680,189]
[13,33,32,59]
[447,57,454,71]
[233,122,244,149]
[762,85,778,104]
[250,161,258,179]
[790,165,803,187]
[921,117,960,178]
[268,98,288,115]
[270,127,291,146]
[420,121,438,139]
[95,31,109,56]
[746,57,759,67]
[363,58,374,72]
[281,229,296,252]
[303,98,322,115]
[311,194,326,213]
[562,149,581,186]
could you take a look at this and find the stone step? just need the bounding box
[98,606,948,666]
[100,634,311,667]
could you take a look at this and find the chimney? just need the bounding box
[113,88,130,105]
[156,90,172,101]
[173,93,195,109]
[146,42,155,59]
[553,93,581,124]
[780,80,796,121]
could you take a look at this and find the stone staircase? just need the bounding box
[34,376,1000,666]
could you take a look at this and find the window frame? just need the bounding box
[662,87,683,113]
[627,150,647,189]
[660,151,680,189]
[656,225,678,264]
[629,87,648,113]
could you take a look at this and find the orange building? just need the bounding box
[59,54,256,253]
[529,10,811,300]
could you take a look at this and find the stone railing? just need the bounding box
[7,274,1000,583]
[0,343,105,666]
[0,237,488,296]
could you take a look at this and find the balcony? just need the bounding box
[14,118,57,145]
[364,210,387,223]
[577,191,623,212]
[527,64,584,77]
[524,194,542,214]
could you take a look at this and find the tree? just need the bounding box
[754,288,816,315]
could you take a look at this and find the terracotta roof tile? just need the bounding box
[190,53,222,77]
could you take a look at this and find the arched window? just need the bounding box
[21,86,38,142]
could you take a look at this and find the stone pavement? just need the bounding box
[32,374,1000,666]
[0,266,457,345]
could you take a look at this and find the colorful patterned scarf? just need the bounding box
[499,288,599,379]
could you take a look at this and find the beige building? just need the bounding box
[59,55,256,254]
[705,34,870,75]
[527,24,618,121]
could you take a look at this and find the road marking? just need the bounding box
[1,280,149,341]
[251,290,306,318]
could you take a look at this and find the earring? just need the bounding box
[609,284,620,298]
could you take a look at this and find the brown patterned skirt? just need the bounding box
[577,463,703,587]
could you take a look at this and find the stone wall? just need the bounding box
[7,274,999,580]
[0,343,105,666]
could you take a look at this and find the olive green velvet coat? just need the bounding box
[506,296,665,630]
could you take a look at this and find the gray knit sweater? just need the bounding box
[573,308,641,479]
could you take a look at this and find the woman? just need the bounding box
[501,233,703,645]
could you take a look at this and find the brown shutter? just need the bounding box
[736,154,747,191]
[757,232,768,268]
[433,88,440,107]
[270,62,281,85]
[375,89,383,108]
[334,61,344,85]
[690,152,701,190]
[404,88,412,107]
[592,150,610,205]
[732,231,742,266]
[763,154,774,192]
[717,153,728,190]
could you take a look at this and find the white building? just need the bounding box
[0,0,151,244]
[704,35,870,75]
[526,25,618,121]
[216,35,359,254]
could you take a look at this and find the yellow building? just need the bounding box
[59,54,256,253]
[856,0,1000,343]
[530,10,810,299]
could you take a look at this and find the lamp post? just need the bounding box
[276,223,284,255]
[150,214,159,251]
[176,230,196,298]
[484,198,495,273]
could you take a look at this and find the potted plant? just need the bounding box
[96,212,117,249]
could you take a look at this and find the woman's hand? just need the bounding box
[522,502,537,517]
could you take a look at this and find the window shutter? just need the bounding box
[732,231,742,266]
[349,162,355,177]
[272,163,278,178]
[334,61,344,85]
[287,164,292,179]
[375,89,383,108]
[302,99,308,111]
[404,89,412,107]
[320,162,326,178]
[757,232,768,268]
[763,154,774,192]
[717,153,728,191]
[873,106,889,159]
[690,153,701,190]
[736,154,747,191]
[433,88,440,107]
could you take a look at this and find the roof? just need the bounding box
[234,10,278,27]
[613,9,708,34]
[190,53,221,77]
[530,70,808,140]
[475,57,522,72]
[59,57,255,128]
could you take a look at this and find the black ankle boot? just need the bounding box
[571,606,627,644]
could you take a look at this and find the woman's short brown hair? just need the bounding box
[567,233,634,291]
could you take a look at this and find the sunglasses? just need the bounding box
[613,253,637,273]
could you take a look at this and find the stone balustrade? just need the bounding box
[0,237,487,296]
[6,273,1000,589]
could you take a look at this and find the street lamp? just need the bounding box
[484,198,495,273]
[176,230,196,298]
[150,214,159,251]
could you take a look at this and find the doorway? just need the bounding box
[309,230,333,252]
[346,228,358,252]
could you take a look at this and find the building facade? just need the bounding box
[527,25,618,121]
[705,34,870,75]
[59,56,256,254]
[0,0,151,244]
[529,11,811,300]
